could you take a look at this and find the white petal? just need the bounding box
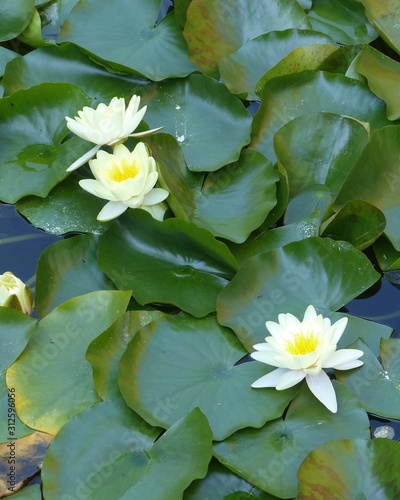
[306,371,337,413]
[66,144,101,172]
[265,321,285,337]
[251,368,288,388]
[140,203,167,221]
[275,369,306,390]
[79,179,116,201]
[322,348,363,369]
[333,359,364,370]
[252,342,274,351]
[303,305,317,322]
[142,188,169,205]
[251,350,285,368]
[128,126,164,138]
[97,201,128,221]
[282,313,301,329]
[331,317,348,344]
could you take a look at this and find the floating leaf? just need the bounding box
[118,314,297,441]
[251,71,390,162]
[359,0,400,54]
[334,125,400,251]
[0,0,35,42]
[58,0,196,80]
[42,400,213,500]
[217,237,380,351]
[35,234,116,318]
[213,381,369,499]
[0,373,32,441]
[144,75,252,172]
[0,83,90,204]
[183,0,310,77]
[6,291,130,434]
[297,438,400,499]
[336,338,400,419]
[373,236,400,271]
[99,210,237,318]
[0,47,19,78]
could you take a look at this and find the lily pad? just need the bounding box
[144,75,252,172]
[219,29,336,100]
[336,338,400,419]
[297,438,400,499]
[0,83,91,204]
[6,290,130,434]
[183,0,310,77]
[0,47,19,78]
[0,373,33,442]
[250,70,390,162]
[373,235,400,271]
[0,0,35,42]
[58,0,196,81]
[146,134,277,243]
[118,313,297,441]
[359,0,400,55]
[213,381,370,499]
[334,125,400,251]
[35,234,116,318]
[42,400,213,500]
[217,237,380,351]
[2,43,153,101]
[98,209,237,318]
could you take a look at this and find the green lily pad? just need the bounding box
[58,0,196,80]
[16,167,113,235]
[2,43,153,101]
[183,0,310,77]
[297,438,400,499]
[118,313,297,441]
[42,400,213,500]
[307,0,378,45]
[0,0,35,42]
[356,45,400,120]
[35,234,116,318]
[227,211,320,266]
[6,290,130,434]
[359,0,400,55]
[0,47,19,78]
[219,29,336,100]
[6,484,42,499]
[321,200,386,250]
[213,381,370,499]
[0,83,91,204]
[334,125,400,251]
[250,71,390,162]
[0,373,33,441]
[217,237,380,352]
[373,235,400,271]
[86,310,164,400]
[284,185,333,224]
[98,209,237,318]
[0,307,36,373]
[336,338,400,419]
[146,134,277,243]
[18,8,47,48]
[144,75,252,172]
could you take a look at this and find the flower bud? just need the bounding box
[0,272,33,315]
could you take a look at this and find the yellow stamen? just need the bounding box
[284,330,319,355]
[107,159,139,182]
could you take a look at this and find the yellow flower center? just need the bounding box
[284,329,319,355]
[107,159,139,182]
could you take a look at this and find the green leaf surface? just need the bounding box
[183,0,310,77]
[18,8,47,48]
[86,310,164,400]
[0,0,35,42]
[118,314,297,441]
[0,47,19,78]
[284,185,333,225]
[321,200,386,250]
[0,307,36,372]
[213,381,370,499]
[219,29,336,100]
[307,0,378,44]
[0,373,32,441]
[6,290,130,434]
[359,0,400,54]
[2,43,153,101]
[42,401,212,500]
[6,485,42,499]
[356,45,400,120]
[35,234,116,318]
[334,125,400,251]
[297,438,400,499]
[98,210,237,318]
[336,338,400,419]
[144,75,252,172]
[373,235,400,271]
[217,237,380,351]
[16,168,113,235]
[0,83,91,204]
[250,71,390,162]
[227,211,320,267]
[147,134,277,243]
[58,0,196,80]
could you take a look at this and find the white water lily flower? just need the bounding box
[0,272,33,315]
[251,305,363,413]
[65,95,162,171]
[79,142,169,222]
